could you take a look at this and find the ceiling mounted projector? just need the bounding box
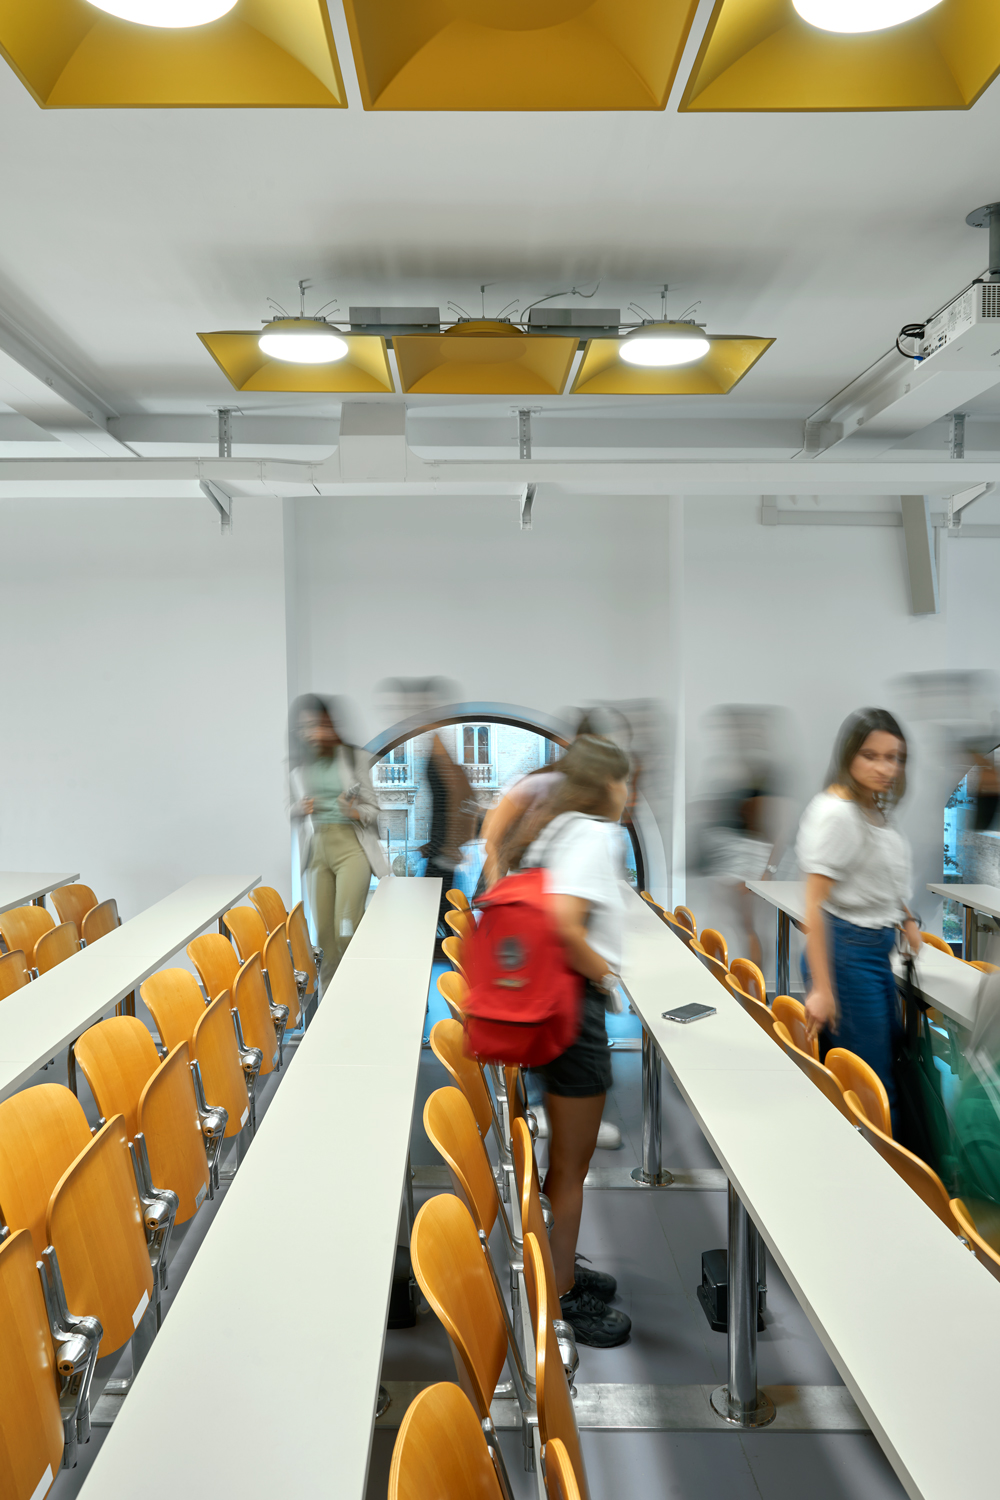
[792,0,943,32]
[85,0,237,24]
[619,322,710,368]
[258,318,349,365]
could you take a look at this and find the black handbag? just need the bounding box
[893,957,958,1190]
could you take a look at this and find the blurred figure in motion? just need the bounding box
[289,695,388,989]
[423,731,476,955]
[797,708,922,1132]
[954,957,1000,1213]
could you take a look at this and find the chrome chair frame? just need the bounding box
[129,1134,178,1314]
[189,1059,228,1196]
[37,1245,103,1469]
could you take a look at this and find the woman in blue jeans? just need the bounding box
[797,708,922,1131]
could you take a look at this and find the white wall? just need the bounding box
[0,495,290,920]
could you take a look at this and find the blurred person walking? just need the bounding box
[423,732,476,955]
[515,735,633,1348]
[289,695,388,990]
[797,708,921,1130]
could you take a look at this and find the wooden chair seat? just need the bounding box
[699,927,729,967]
[673,905,696,934]
[691,940,730,989]
[192,992,251,1140]
[232,954,280,1075]
[512,1118,561,1336]
[437,968,468,1023]
[74,1016,161,1141]
[222,905,268,966]
[446,888,471,912]
[423,1087,500,1240]
[0,949,31,1000]
[441,934,467,978]
[263,927,303,1032]
[920,931,954,955]
[545,1439,584,1500]
[138,1042,211,1226]
[140,969,208,1052]
[0,1229,65,1500]
[0,1084,92,1254]
[726,975,777,1038]
[33,923,81,976]
[844,1092,962,1235]
[249,885,289,935]
[826,1048,892,1136]
[525,1232,591,1500]
[771,995,818,1058]
[951,1198,1000,1282]
[429,1020,495,1141]
[187,933,240,1005]
[772,1020,855,1123]
[389,1382,504,1500]
[445,908,474,941]
[730,957,766,1003]
[50,884,98,934]
[80,899,120,946]
[286,903,318,994]
[0,906,53,967]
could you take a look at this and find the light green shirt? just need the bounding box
[306,757,351,824]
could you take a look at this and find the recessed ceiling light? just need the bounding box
[258,319,349,365]
[85,0,237,26]
[792,0,943,33]
[619,322,711,368]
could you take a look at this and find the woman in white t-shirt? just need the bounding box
[517,736,632,1349]
[796,708,922,1131]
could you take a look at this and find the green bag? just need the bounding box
[893,959,959,1190]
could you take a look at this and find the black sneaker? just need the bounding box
[559,1285,631,1347]
[574,1258,617,1302]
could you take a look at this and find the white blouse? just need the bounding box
[795,791,912,930]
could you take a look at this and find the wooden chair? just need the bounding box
[287,901,319,999]
[388,1381,505,1500]
[141,969,208,1051]
[222,905,268,966]
[429,1020,496,1143]
[920,931,954,956]
[50,883,98,933]
[524,1233,591,1500]
[422,1087,510,1251]
[771,995,818,1059]
[232,954,282,1075]
[0,949,30,1000]
[0,906,53,969]
[445,908,474,941]
[446,888,471,912]
[80,899,120,946]
[137,1042,214,1224]
[47,1116,161,1359]
[826,1048,892,1136]
[437,969,468,1023]
[968,960,1000,973]
[511,1116,578,1383]
[0,1229,72,1498]
[33,923,81,977]
[726,975,778,1040]
[187,933,239,1004]
[951,1198,1000,1283]
[673,905,696,934]
[248,885,289,935]
[263,927,303,1033]
[74,1016,161,1140]
[730,957,766,1002]
[544,1439,584,1500]
[844,1093,963,1235]
[0,1084,92,1254]
[691,940,730,989]
[772,1020,856,1123]
[699,927,729,967]
[441,934,467,978]
[191,992,253,1143]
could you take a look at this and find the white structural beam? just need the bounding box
[900,496,940,614]
[0,306,133,456]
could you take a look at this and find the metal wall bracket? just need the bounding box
[520,482,535,530]
[199,478,232,534]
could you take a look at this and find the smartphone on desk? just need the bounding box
[662,1002,716,1024]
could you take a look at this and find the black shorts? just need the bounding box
[537,983,613,1098]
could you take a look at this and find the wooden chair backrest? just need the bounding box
[0,906,53,963]
[951,1198,1000,1282]
[187,933,240,1005]
[846,1094,959,1233]
[673,905,696,934]
[525,1234,591,1500]
[441,935,467,978]
[511,1118,560,1332]
[388,1381,503,1500]
[445,908,475,941]
[74,1016,161,1141]
[504,1065,532,1138]
[286,903,317,989]
[920,931,954,956]
[192,992,250,1140]
[726,975,777,1038]
[730,957,766,1002]
[222,905,268,966]
[437,969,468,1023]
[33,922,80,976]
[232,954,278,1075]
[137,1041,210,1227]
[47,1115,154,1359]
[691,941,730,989]
[771,995,817,1058]
[545,1439,584,1500]
[699,927,729,967]
[0,949,30,1000]
[80,899,119,946]
[772,1020,855,1122]
[446,888,471,912]
[430,1020,494,1139]
[263,928,302,1031]
[662,911,693,945]
[423,1087,499,1238]
[249,885,289,934]
[140,968,207,1051]
[50,883,98,933]
[0,1084,92,1255]
[0,1228,64,1500]
[410,1194,508,1419]
[826,1048,892,1137]
[968,960,1000,974]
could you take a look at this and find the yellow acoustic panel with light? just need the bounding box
[679,0,1000,113]
[0,0,345,109]
[394,323,578,395]
[341,0,701,111]
[571,336,775,395]
[198,333,394,393]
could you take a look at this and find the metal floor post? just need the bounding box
[711,1184,775,1427]
[631,1026,673,1186]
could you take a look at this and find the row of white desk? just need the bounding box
[78,876,440,1500]
[0,870,78,914]
[620,891,1000,1500]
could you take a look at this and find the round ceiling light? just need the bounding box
[619,322,711,369]
[258,319,349,365]
[792,0,943,32]
[85,0,237,26]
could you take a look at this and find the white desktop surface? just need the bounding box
[892,946,981,1032]
[745,878,807,925]
[77,876,440,1500]
[927,882,1000,920]
[0,875,259,1102]
[621,893,1000,1500]
[0,871,78,914]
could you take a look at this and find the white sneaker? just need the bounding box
[596,1120,622,1150]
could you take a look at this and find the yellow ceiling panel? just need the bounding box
[570,336,774,395]
[394,324,578,395]
[198,332,394,393]
[342,0,701,111]
[679,0,1000,112]
[0,0,345,108]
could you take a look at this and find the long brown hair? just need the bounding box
[826,707,908,809]
[504,735,630,869]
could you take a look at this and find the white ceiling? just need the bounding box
[2,0,1000,454]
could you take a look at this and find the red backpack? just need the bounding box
[463,867,583,1066]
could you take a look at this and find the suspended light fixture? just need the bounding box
[791,0,943,32]
[619,322,711,369]
[85,0,237,24]
[258,318,348,365]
